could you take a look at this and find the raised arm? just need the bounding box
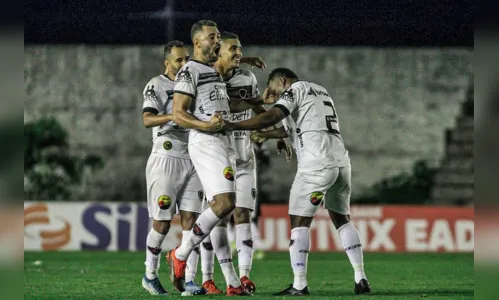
[172,92,222,131]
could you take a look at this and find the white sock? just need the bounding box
[176,208,221,260]
[145,228,166,280]
[338,222,367,283]
[251,221,261,250]
[235,223,253,278]
[211,226,241,288]
[201,235,215,283]
[183,230,199,283]
[289,227,309,290]
[228,222,236,244]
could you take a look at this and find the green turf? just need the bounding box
[24,252,474,299]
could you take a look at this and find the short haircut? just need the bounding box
[191,20,218,41]
[164,40,184,59]
[221,31,239,41]
[267,68,299,85]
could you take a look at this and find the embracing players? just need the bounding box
[224,68,371,295]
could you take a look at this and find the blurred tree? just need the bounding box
[353,160,437,205]
[24,118,104,201]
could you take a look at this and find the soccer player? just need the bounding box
[197,31,267,294]
[141,41,205,296]
[224,68,371,296]
[166,20,249,296]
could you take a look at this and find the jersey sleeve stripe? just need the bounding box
[173,90,195,98]
[143,107,159,115]
[273,104,290,117]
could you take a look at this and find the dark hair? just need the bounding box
[267,68,299,85]
[164,40,184,59]
[191,20,218,41]
[221,31,239,40]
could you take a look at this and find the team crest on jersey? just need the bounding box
[310,191,324,206]
[163,141,172,150]
[144,85,159,102]
[198,190,204,201]
[251,188,257,200]
[238,88,249,99]
[158,195,172,210]
[175,67,192,83]
[223,166,235,181]
[280,89,295,103]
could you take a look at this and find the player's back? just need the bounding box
[276,81,350,171]
[143,74,189,159]
[174,60,232,146]
[226,68,259,169]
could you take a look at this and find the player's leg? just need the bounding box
[143,154,178,295]
[274,168,338,296]
[167,141,247,295]
[198,197,223,294]
[233,168,257,293]
[251,166,265,260]
[177,166,206,295]
[325,166,370,294]
[227,214,237,255]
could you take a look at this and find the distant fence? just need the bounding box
[24,202,473,253]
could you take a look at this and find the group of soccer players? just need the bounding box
[141,19,371,296]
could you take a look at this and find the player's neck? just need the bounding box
[214,63,234,80]
[164,71,175,81]
[192,52,212,66]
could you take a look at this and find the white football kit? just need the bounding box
[143,74,203,221]
[274,81,352,217]
[226,69,260,210]
[173,60,236,201]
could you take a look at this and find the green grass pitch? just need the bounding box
[24,252,473,299]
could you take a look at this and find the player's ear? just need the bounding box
[163,59,169,70]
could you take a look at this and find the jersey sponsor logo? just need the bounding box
[144,85,159,102]
[251,188,257,200]
[163,141,172,150]
[209,84,229,102]
[280,89,295,103]
[175,67,192,83]
[231,110,251,122]
[157,195,172,210]
[223,166,235,181]
[310,191,324,206]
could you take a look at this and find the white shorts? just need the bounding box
[288,166,351,217]
[146,153,204,221]
[235,167,257,210]
[189,140,236,201]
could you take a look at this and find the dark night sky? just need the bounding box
[25,0,473,46]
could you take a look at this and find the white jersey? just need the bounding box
[226,69,259,169]
[274,81,350,171]
[142,74,189,159]
[173,60,233,146]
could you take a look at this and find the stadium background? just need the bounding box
[24,1,474,298]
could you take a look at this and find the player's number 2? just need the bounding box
[322,101,338,134]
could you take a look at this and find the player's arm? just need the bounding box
[253,127,288,140]
[225,105,287,131]
[142,110,172,128]
[240,57,267,70]
[229,99,267,114]
[172,93,222,131]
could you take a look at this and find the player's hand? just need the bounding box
[262,88,277,104]
[241,57,267,71]
[205,113,224,132]
[277,139,292,162]
[223,121,236,132]
[250,131,267,143]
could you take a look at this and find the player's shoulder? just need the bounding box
[228,68,257,85]
[234,68,255,78]
[143,75,166,93]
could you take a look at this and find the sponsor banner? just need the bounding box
[24,202,474,253]
[260,205,474,253]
